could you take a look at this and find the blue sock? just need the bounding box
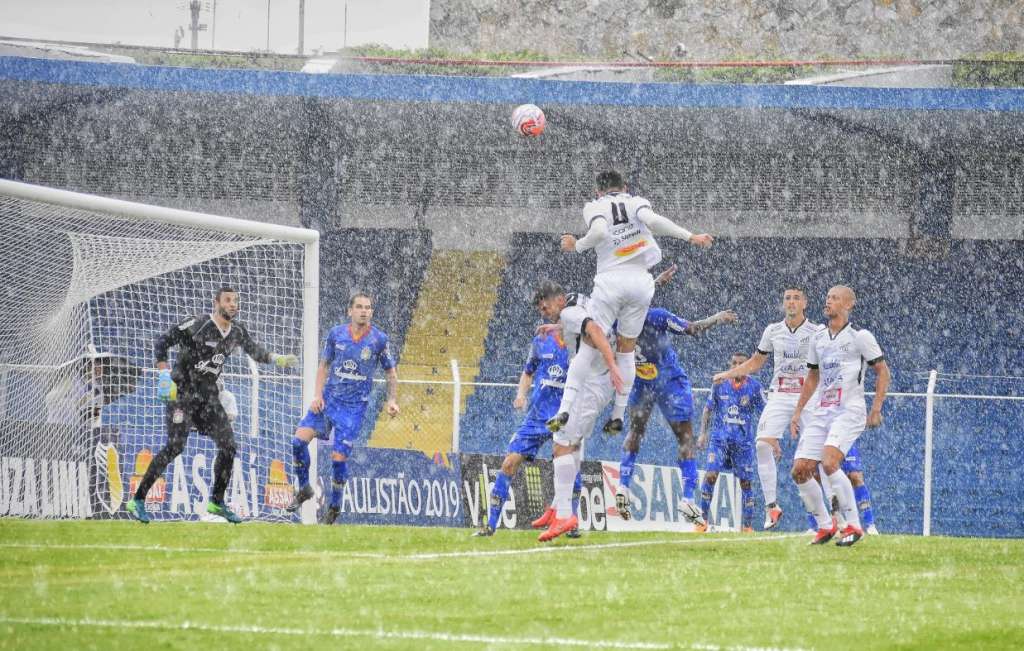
[572,472,582,516]
[854,483,875,527]
[741,484,755,530]
[699,479,713,523]
[291,437,310,488]
[329,459,348,508]
[807,513,818,530]
[620,451,638,489]
[678,459,698,501]
[487,472,512,530]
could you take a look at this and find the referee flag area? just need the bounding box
[1,519,1023,650]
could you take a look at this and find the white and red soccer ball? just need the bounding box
[512,104,546,137]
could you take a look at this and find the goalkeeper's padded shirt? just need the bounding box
[155,314,273,398]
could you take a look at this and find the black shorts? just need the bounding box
[165,393,233,441]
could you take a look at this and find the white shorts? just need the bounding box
[588,267,655,339]
[755,393,802,440]
[554,372,615,447]
[794,405,866,461]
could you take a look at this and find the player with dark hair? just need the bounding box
[551,169,713,438]
[615,265,737,523]
[286,292,399,524]
[126,286,298,524]
[697,351,765,531]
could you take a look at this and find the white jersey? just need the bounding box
[582,192,662,274]
[557,293,611,372]
[756,319,825,398]
[806,323,884,411]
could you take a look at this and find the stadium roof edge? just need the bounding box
[0,55,1022,112]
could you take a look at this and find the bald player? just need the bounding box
[790,286,890,546]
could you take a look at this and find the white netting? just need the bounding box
[0,185,312,521]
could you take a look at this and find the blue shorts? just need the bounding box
[705,435,755,482]
[629,374,694,423]
[507,417,553,460]
[298,402,368,457]
[842,442,864,474]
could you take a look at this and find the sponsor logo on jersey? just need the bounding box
[636,362,658,381]
[178,318,196,330]
[343,360,358,371]
[614,239,647,256]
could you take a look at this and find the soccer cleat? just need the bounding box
[206,501,242,524]
[866,524,880,536]
[602,418,624,436]
[472,525,495,537]
[531,507,557,529]
[809,523,838,545]
[693,521,708,533]
[763,504,783,530]
[678,501,705,526]
[565,527,582,539]
[835,524,864,547]
[545,412,569,433]
[321,506,340,525]
[126,498,150,524]
[741,526,754,533]
[285,484,315,513]
[538,514,579,542]
[615,489,632,521]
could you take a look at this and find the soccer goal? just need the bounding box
[0,180,319,523]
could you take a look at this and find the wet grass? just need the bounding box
[1,519,1021,650]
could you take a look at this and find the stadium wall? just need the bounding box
[430,0,1024,60]
[1,57,1021,537]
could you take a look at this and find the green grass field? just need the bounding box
[1,519,1021,650]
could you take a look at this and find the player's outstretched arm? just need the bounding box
[867,360,890,428]
[697,406,712,449]
[153,323,186,402]
[309,360,330,414]
[569,218,608,253]
[636,208,713,247]
[712,351,767,384]
[238,327,297,368]
[686,310,738,337]
[789,367,820,438]
[385,367,400,417]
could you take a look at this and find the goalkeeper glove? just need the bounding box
[157,369,177,402]
[275,354,299,368]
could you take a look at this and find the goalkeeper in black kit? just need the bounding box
[126,286,298,524]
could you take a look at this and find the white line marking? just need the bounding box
[0,533,802,561]
[0,615,808,651]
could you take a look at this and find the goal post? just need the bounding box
[0,179,320,523]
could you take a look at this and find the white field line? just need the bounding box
[0,532,803,562]
[0,615,809,651]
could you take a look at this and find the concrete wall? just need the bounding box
[430,0,1024,60]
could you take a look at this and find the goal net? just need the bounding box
[0,180,319,522]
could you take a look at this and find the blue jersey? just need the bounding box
[634,307,691,383]
[321,324,396,404]
[522,332,570,421]
[706,378,765,440]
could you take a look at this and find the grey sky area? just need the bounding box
[1,0,430,53]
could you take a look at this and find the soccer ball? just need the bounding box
[512,104,546,137]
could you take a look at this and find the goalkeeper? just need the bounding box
[126,286,298,524]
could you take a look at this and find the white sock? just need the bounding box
[556,343,600,415]
[610,351,636,420]
[755,439,777,505]
[796,479,832,529]
[827,469,861,529]
[553,453,576,518]
[818,463,835,504]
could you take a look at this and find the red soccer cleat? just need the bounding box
[531,507,556,529]
[835,524,864,547]
[538,514,579,542]
[763,505,783,530]
[809,523,838,545]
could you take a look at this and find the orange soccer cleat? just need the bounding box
[835,524,864,547]
[809,523,839,545]
[531,506,556,529]
[538,514,579,542]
